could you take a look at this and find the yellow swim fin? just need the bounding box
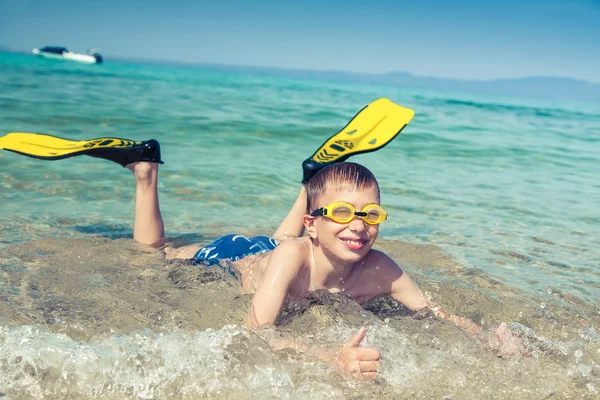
[0,132,163,167]
[302,98,415,183]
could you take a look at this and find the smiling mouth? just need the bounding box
[339,237,368,250]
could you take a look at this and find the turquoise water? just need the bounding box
[1,52,600,398]
[2,52,598,301]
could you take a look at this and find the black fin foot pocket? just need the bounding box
[88,139,164,167]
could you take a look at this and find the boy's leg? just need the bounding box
[126,161,165,246]
[272,184,308,242]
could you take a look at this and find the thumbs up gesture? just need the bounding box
[336,327,381,380]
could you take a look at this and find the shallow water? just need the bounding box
[1,237,598,399]
[1,52,599,398]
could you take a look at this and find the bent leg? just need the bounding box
[272,184,307,242]
[127,161,165,246]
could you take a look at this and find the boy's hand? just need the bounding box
[336,327,381,381]
[482,322,528,358]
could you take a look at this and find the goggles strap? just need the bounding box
[310,208,326,217]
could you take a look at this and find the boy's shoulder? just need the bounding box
[276,236,311,252]
[256,237,313,295]
[358,249,405,282]
[363,248,403,270]
[268,236,312,268]
[342,249,406,302]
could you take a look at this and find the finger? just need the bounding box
[359,360,380,372]
[359,372,377,381]
[346,327,367,348]
[355,347,381,361]
[495,322,508,335]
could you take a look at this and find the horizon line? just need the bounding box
[2,47,599,86]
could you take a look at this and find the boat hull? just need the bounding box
[32,48,102,64]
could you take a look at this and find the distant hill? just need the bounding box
[213,65,600,103]
[380,72,600,103]
[199,63,599,103]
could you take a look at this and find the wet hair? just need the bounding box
[306,162,380,212]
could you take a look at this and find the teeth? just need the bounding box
[342,239,364,244]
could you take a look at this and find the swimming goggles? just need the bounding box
[310,201,388,225]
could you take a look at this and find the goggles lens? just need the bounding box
[311,202,387,225]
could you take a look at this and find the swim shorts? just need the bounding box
[192,234,279,265]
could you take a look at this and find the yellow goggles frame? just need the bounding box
[310,201,388,225]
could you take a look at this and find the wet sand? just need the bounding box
[1,236,599,399]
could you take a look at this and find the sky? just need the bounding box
[1,0,600,83]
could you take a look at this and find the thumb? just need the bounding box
[346,327,367,348]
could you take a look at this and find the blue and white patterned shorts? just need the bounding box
[191,234,279,265]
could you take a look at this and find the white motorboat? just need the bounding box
[32,46,103,64]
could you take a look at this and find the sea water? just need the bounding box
[0,52,599,399]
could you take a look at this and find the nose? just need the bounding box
[348,215,367,232]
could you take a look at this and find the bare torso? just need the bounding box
[232,237,392,305]
[230,252,272,293]
[166,237,396,305]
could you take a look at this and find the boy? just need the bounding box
[1,99,523,380]
[128,157,424,380]
[128,153,518,381]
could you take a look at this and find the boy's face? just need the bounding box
[307,186,381,263]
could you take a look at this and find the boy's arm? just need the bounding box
[372,250,480,333]
[250,241,382,379]
[370,251,427,311]
[249,241,302,328]
[386,259,484,335]
[388,269,429,311]
[269,327,381,381]
[385,256,527,356]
